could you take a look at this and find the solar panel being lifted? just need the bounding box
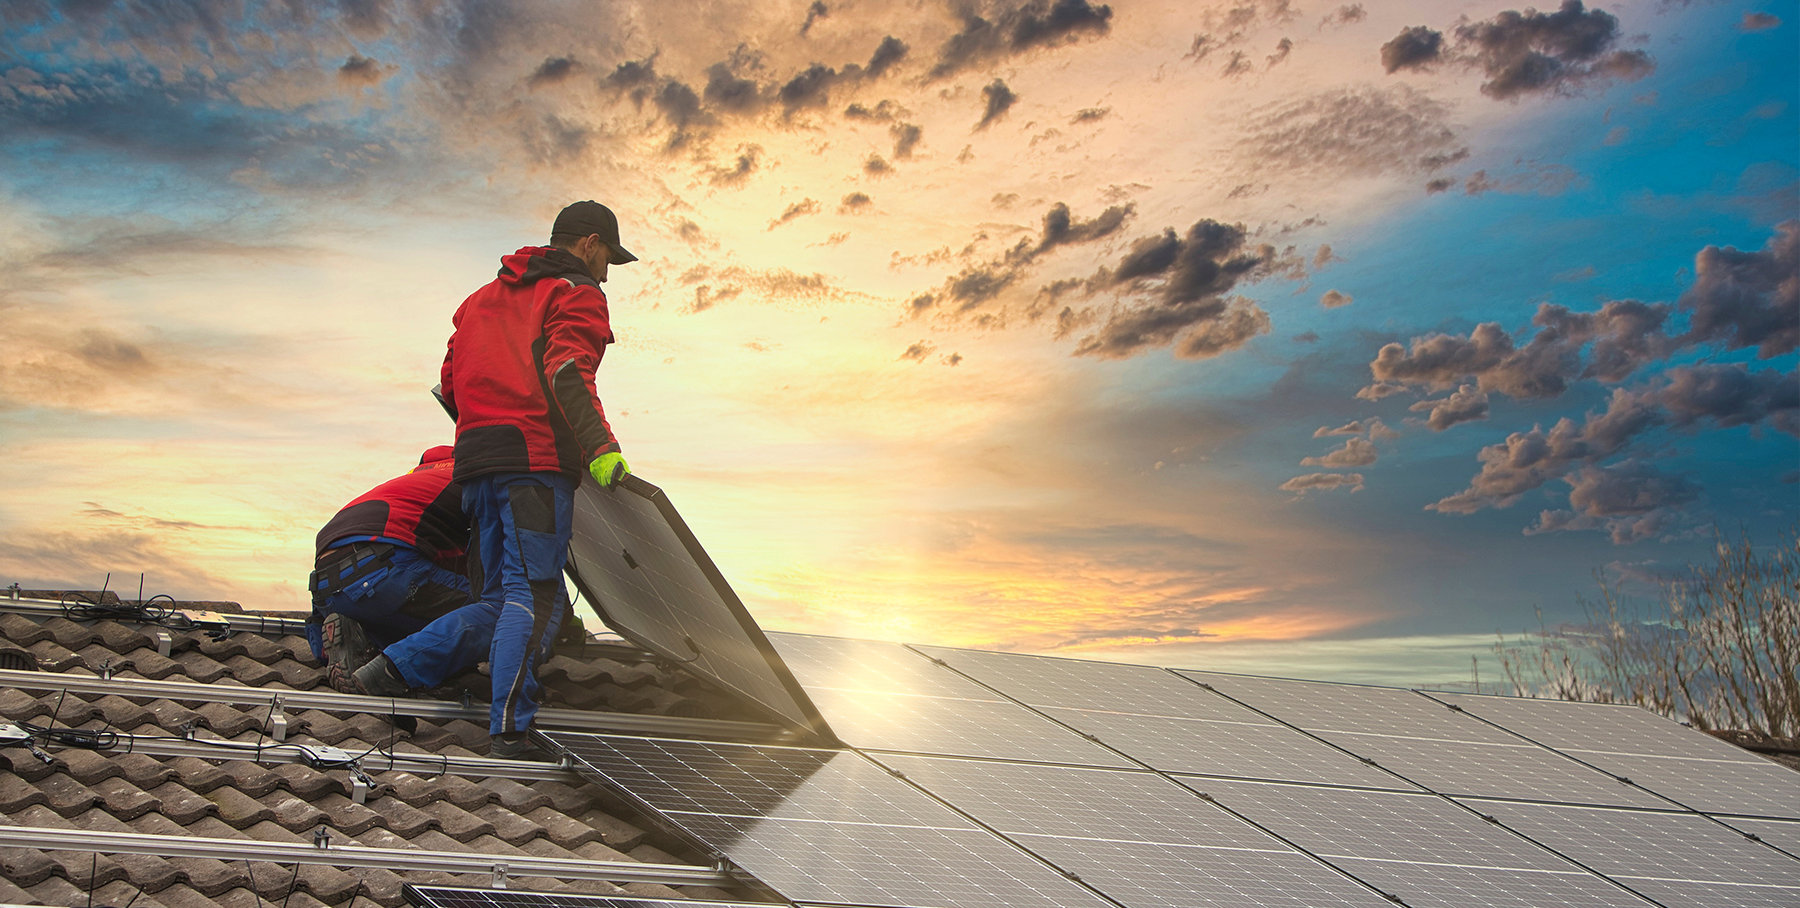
[565,475,831,741]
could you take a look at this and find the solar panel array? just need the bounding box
[404,887,771,908]
[539,635,1800,908]
[564,475,830,739]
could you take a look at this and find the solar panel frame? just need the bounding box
[543,732,1118,908]
[800,686,1137,766]
[912,644,1248,718]
[403,887,772,908]
[565,475,831,741]
[1177,670,1524,744]
[1713,816,1800,858]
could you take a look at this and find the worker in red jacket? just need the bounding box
[336,201,635,760]
[308,445,471,684]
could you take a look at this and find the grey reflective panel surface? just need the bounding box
[1563,750,1800,817]
[1187,779,1653,907]
[1318,732,1672,808]
[914,644,1244,718]
[769,632,986,698]
[1037,707,1414,788]
[803,687,1134,765]
[1179,670,1523,744]
[1715,816,1800,858]
[545,733,1112,908]
[1325,861,1651,908]
[1010,835,1393,908]
[1460,798,1800,904]
[405,888,767,908]
[567,477,824,737]
[871,754,1394,908]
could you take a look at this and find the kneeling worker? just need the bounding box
[310,445,473,689]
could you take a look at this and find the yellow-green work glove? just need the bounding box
[589,452,630,488]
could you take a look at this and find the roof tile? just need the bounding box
[311,793,385,836]
[573,808,647,851]
[37,772,101,817]
[66,808,186,892]
[0,846,59,886]
[523,805,603,850]
[167,859,244,897]
[25,874,92,906]
[197,635,250,661]
[91,693,157,730]
[365,796,438,839]
[380,772,493,811]
[438,719,491,750]
[350,867,409,908]
[129,648,187,680]
[42,617,100,651]
[94,877,177,908]
[165,757,230,793]
[27,639,86,672]
[152,882,236,908]
[291,709,356,745]
[56,748,124,785]
[114,752,179,789]
[265,658,326,690]
[417,800,494,842]
[171,650,232,683]
[207,787,276,829]
[30,690,100,726]
[221,654,282,687]
[195,703,265,739]
[0,774,48,815]
[92,776,161,821]
[0,687,48,721]
[475,778,551,814]
[0,614,51,645]
[96,622,154,652]
[267,792,330,833]
[147,781,220,825]
[296,864,365,905]
[272,763,340,801]
[218,761,284,798]
[470,803,544,846]
[145,698,208,732]
[80,643,137,675]
[342,713,410,747]
[0,749,58,783]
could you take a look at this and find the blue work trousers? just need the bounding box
[383,471,571,735]
[307,545,471,661]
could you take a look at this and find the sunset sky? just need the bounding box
[1,0,1794,688]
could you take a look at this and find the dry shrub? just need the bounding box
[1493,527,1799,738]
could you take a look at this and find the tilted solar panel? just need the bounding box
[769,633,1131,765]
[403,887,770,908]
[1426,691,1800,818]
[1714,816,1800,858]
[1180,670,1672,808]
[870,753,1397,908]
[565,476,830,740]
[1457,798,1800,908]
[1188,778,1657,907]
[542,732,1116,908]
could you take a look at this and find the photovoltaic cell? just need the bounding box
[1714,816,1800,858]
[1458,798,1800,908]
[914,644,1246,718]
[566,476,828,739]
[404,888,769,908]
[1178,671,1524,744]
[871,754,1396,908]
[770,634,1130,764]
[1187,779,1654,907]
[1430,691,1800,818]
[543,733,1114,908]
[1035,706,1413,788]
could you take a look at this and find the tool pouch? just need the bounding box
[309,542,397,606]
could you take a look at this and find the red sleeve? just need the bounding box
[542,282,619,460]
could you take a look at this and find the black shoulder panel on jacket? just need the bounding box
[452,424,533,482]
[316,499,391,556]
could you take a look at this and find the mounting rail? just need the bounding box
[0,668,791,742]
[1,596,313,635]
[35,730,585,784]
[0,825,732,886]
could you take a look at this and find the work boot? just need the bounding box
[490,732,551,762]
[338,653,411,698]
[321,613,378,683]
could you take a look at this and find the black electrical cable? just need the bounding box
[18,719,119,750]
[58,591,176,625]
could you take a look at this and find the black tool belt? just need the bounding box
[309,542,396,606]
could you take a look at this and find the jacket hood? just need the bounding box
[497,246,598,288]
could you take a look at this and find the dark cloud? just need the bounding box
[900,340,936,361]
[1657,364,1798,433]
[1069,218,1288,360]
[706,144,762,186]
[845,100,903,122]
[1462,162,1584,196]
[1302,436,1377,467]
[978,79,1019,130]
[866,36,911,77]
[338,54,394,87]
[1314,420,1364,437]
[1220,50,1255,78]
[1320,289,1352,308]
[928,0,1114,80]
[1409,384,1490,431]
[1320,4,1366,29]
[1366,298,1676,400]
[1739,12,1781,31]
[526,56,581,89]
[1281,472,1365,493]
[1390,1,1655,100]
[1267,37,1293,67]
[1380,26,1443,73]
[1071,107,1110,124]
[768,198,821,230]
[1528,460,1699,544]
[1239,85,1467,181]
[890,122,923,159]
[917,202,1134,317]
[1312,244,1342,270]
[1425,177,1455,194]
[704,63,764,114]
[1293,331,1320,343]
[778,63,845,115]
[1677,220,1798,359]
[943,352,964,366]
[839,192,872,212]
[801,0,829,36]
[863,153,894,176]
[1428,387,1662,514]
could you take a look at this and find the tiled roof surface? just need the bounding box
[0,592,770,908]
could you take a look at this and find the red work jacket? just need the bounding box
[316,445,467,570]
[439,246,619,482]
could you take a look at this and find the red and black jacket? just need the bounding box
[315,446,467,571]
[439,246,619,482]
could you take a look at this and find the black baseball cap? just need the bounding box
[553,200,637,265]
